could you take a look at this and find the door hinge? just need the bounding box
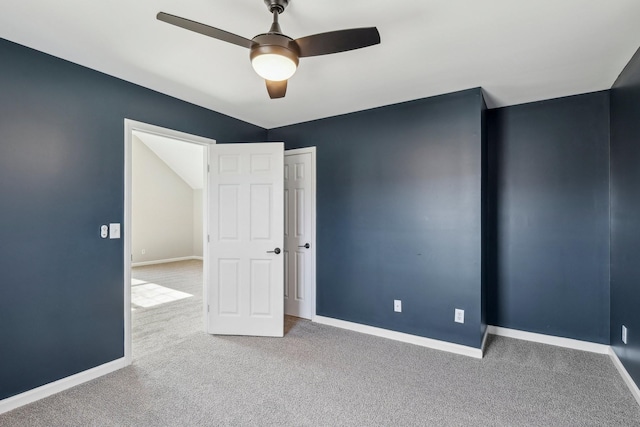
[207,235,210,243]
[207,164,210,173]
[207,305,210,313]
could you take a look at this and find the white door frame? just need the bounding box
[284,147,317,320]
[123,119,216,365]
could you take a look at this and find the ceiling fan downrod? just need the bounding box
[265,0,288,33]
[269,10,282,34]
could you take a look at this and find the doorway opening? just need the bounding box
[124,120,215,363]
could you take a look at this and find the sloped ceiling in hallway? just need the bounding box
[134,132,204,189]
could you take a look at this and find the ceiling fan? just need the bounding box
[157,0,381,99]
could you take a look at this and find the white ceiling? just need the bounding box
[134,131,204,189]
[2,1,640,128]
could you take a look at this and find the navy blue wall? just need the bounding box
[0,38,266,400]
[269,89,485,348]
[610,46,640,385]
[487,92,610,343]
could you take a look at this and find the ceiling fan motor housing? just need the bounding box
[250,33,300,67]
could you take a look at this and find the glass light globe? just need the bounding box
[251,53,297,81]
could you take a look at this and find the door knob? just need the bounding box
[267,248,281,254]
[298,243,310,249]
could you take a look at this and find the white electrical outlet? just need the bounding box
[141,249,146,255]
[454,308,465,324]
[100,225,108,239]
[394,300,402,313]
[622,325,628,344]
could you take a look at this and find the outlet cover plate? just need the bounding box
[455,308,465,324]
[394,300,402,313]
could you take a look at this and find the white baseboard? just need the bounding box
[609,348,640,406]
[313,316,483,359]
[0,357,127,415]
[132,256,202,267]
[487,326,610,354]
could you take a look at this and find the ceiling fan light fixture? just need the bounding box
[156,3,380,99]
[250,43,299,82]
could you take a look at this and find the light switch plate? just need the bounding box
[109,223,121,239]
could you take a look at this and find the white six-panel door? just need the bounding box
[284,150,314,319]
[208,143,284,337]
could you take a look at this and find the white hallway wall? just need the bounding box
[132,135,202,263]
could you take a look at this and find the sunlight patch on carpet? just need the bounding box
[131,282,193,308]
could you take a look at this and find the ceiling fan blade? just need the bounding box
[294,27,380,58]
[157,12,254,49]
[266,80,287,99]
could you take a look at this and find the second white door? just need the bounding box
[284,149,315,320]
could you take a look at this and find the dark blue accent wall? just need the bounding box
[610,46,640,385]
[269,89,486,348]
[487,92,610,343]
[0,38,266,400]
